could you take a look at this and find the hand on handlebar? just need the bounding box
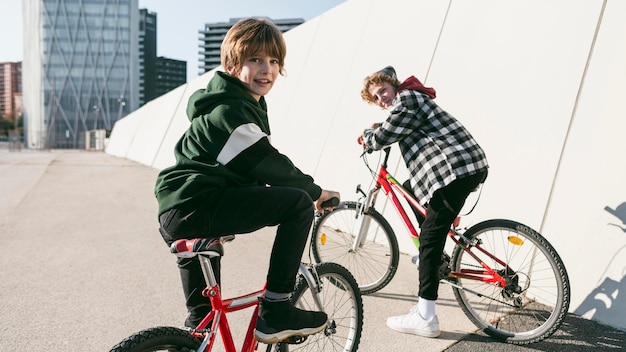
[357,123,381,151]
[357,135,371,154]
[316,190,340,213]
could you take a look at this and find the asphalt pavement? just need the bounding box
[0,148,624,351]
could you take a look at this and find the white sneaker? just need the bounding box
[386,309,441,337]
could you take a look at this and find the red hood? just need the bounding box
[397,76,436,99]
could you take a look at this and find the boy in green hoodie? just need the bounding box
[154,18,340,344]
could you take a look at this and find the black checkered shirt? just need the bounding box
[362,90,489,205]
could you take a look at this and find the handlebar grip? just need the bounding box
[320,197,340,208]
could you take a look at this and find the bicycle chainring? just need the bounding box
[438,252,452,280]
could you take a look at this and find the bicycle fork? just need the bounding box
[351,184,380,252]
[297,263,338,337]
[298,263,325,311]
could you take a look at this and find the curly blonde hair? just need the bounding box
[360,71,401,105]
[221,18,287,76]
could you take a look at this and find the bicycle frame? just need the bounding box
[356,147,508,288]
[191,252,325,352]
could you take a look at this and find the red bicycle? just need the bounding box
[311,146,570,345]
[109,233,363,352]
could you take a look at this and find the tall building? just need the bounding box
[22,0,139,149]
[155,57,186,98]
[0,62,22,123]
[139,8,186,106]
[198,17,304,75]
[139,8,157,106]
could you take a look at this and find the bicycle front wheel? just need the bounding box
[311,201,399,294]
[449,219,570,345]
[108,326,200,352]
[266,262,363,352]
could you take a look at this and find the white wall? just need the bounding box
[106,0,626,330]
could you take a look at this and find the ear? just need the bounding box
[225,66,238,76]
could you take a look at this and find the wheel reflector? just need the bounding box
[508,236,524,245]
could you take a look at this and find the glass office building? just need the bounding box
[23,0,139,149]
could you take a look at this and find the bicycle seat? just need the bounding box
[170,235,235,259]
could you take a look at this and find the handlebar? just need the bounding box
[361,146,392,168]
[320,197,340,208]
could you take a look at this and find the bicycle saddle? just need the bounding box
[170,235,235,258]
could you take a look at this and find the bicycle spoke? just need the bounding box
[275,263,363,351]
[311,203,399,294]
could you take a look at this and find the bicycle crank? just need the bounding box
[281,335,308,345]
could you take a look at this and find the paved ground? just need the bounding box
[0,149,624,351]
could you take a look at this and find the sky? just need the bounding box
[0,0,346,81]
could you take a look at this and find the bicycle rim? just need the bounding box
[266,262,363,352]
[450,219,570,344]
[311,202,399,294]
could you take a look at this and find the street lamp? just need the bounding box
[117,95,126,120]
[93,104,100,121]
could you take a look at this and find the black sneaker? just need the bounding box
[254,298,328,344]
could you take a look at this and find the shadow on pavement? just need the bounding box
[444,313,626,351]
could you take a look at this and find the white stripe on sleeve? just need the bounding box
[216,123,267,165]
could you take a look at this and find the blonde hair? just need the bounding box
[360,71,400,105]
[221,18,287,76]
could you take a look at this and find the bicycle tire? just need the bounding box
[449,219,570,345]
[266,262,363,352]
[108,326,200,352]
[311,201,400,294]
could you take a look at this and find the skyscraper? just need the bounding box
[139,8,157,106]
[22,0,139,149]
[139,9,187,106]
[155,57,186,98]
[0,62,22,124]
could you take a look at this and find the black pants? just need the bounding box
[159,186,315,314]
[411,170,487,300]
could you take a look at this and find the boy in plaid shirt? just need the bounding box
[358,66,488,337]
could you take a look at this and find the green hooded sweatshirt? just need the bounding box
[154,71,322,216]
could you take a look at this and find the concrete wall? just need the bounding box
[106,0,626,330]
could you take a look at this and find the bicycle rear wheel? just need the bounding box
[266,262,363,352]
[449,219,570,345]
[311,201,399,294]
[108,326,200,352]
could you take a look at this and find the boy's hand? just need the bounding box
[357,123,382,147]
[357,134,365,146]
[316,190,340,213]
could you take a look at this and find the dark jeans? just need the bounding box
[159,186,315,315]
[411,170,488,300]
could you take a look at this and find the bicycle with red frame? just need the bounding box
[110,210,364,352]
[311,146,570,345]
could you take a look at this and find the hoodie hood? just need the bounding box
[186,71,267,122]
[397,76,436,99]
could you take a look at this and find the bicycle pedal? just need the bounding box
[284,335,308,344]
[411,255,419,268]
[187,327,211,333]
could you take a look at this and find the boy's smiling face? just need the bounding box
[227,53,280,101]
[368,82,397,109]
